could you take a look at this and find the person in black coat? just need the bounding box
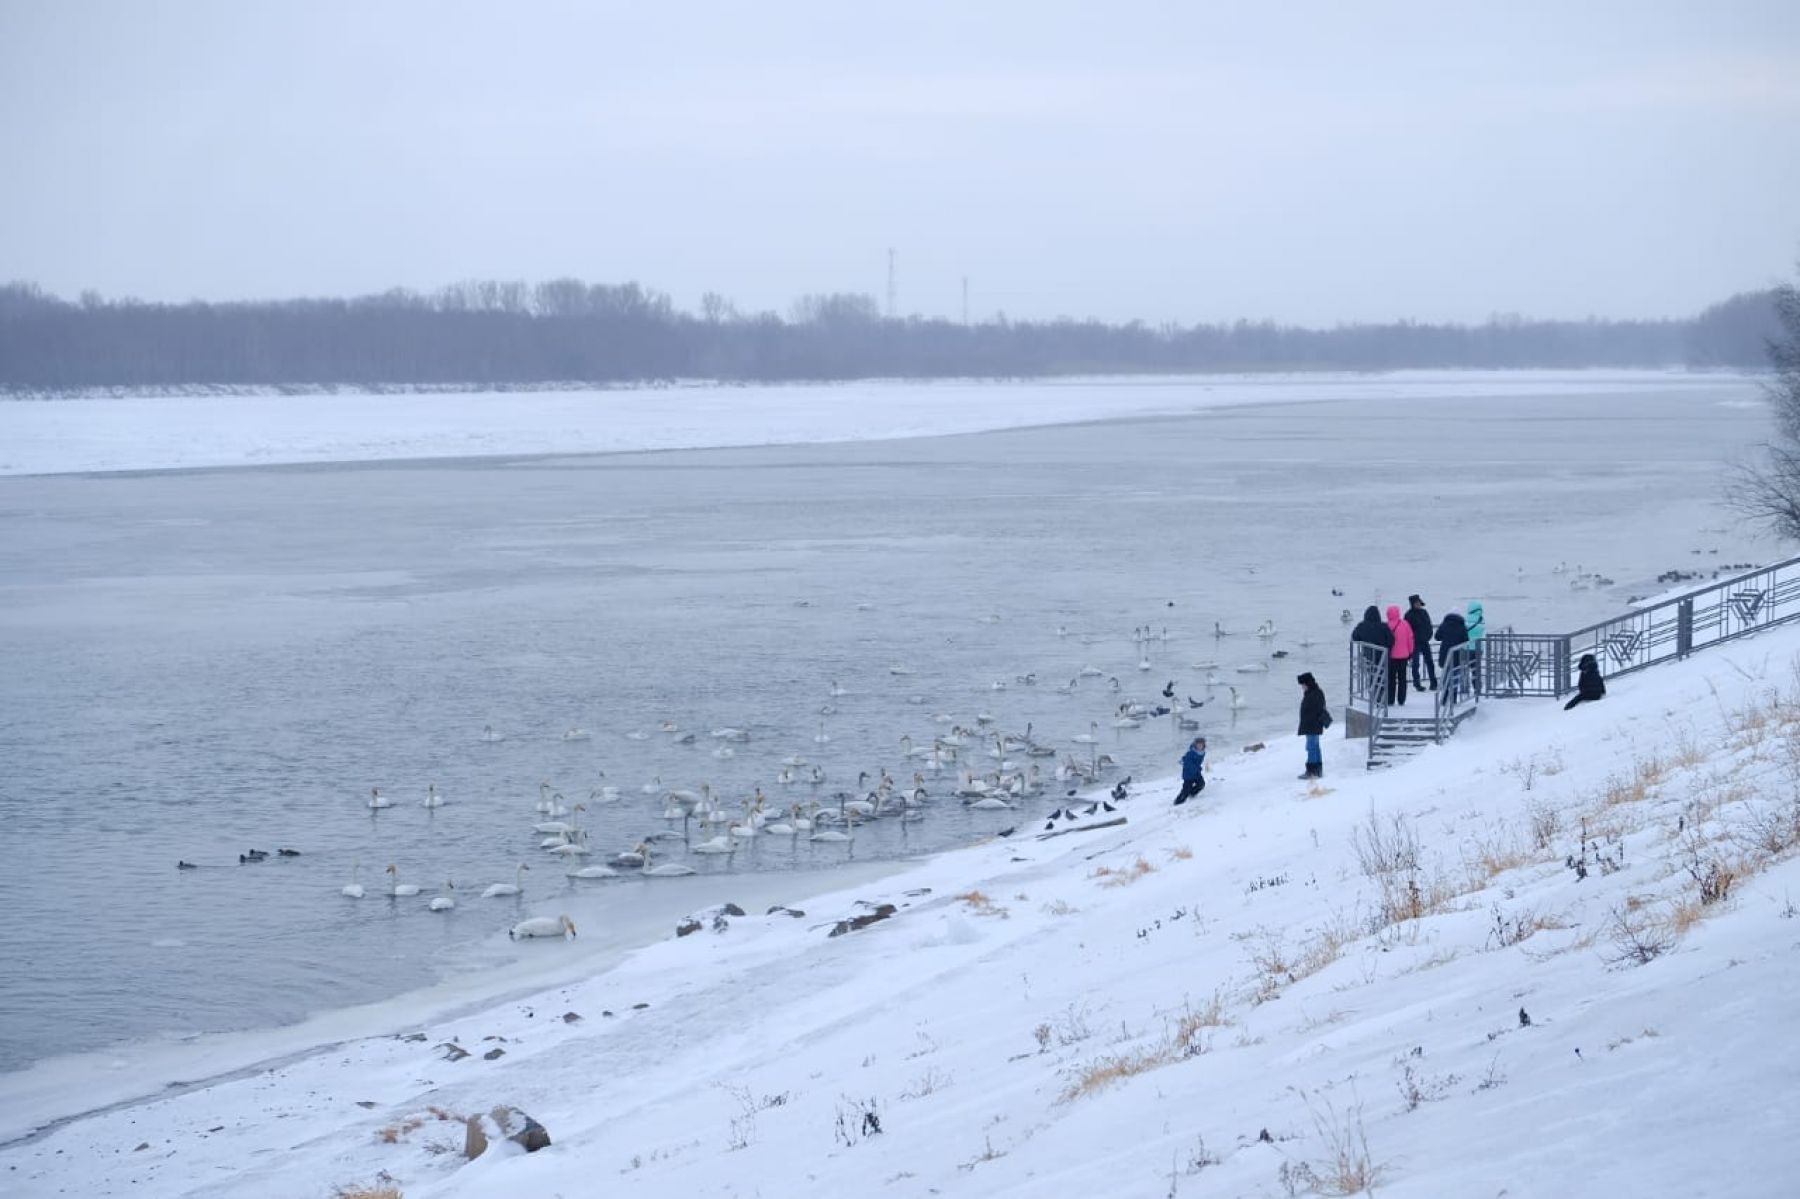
[1405,595,1437,692]
[1351,605,1392,652]
[1296,672,1330,779]
[1435,611,1469,667]
[1563,654,1606,710]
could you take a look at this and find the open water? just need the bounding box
[0,375,1770,1074]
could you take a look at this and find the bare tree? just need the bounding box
[1729,265,1800,539]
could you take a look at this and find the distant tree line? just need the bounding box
[0,277,1781,391]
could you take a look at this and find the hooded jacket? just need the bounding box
[1386,605,1414,660]
[1435,612,1470,667]
[1351,605,1393,651]
[1181,744,1207,781]
[1466,600,1486,647]
[1297,673,1330,736]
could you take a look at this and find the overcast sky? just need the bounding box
[3,1,1798,325]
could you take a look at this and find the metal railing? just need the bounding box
[1433,643,1480,739]
[1348,640,1390,767]
[1481,554,1800,698]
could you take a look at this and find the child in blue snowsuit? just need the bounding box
[1174,737,1207,805]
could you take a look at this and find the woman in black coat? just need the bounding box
[1563,654,1606,710]
[1296,672,1330,779]
[1435,611,1469,668]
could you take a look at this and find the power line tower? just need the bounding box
[885,248,897,320]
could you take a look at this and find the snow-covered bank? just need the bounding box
[0,370,1745,477]
[7,625,1799,1197]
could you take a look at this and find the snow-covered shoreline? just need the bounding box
[0,369,1749,478]
[6,619,1799,1197]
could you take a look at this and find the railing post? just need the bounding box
[1677,598,1693,658]
[1555,637,1571,698]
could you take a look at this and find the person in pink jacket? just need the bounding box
[1385,604,1414,706]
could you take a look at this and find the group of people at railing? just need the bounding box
[1350,595,1485,705]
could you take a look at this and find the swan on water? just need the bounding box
[367,787,391,810]
[567,863,618,879]
[510,914,577,940]
[813,722,832,744]
[1229,686,1248,711]
[712,745,736,759]
[639,845,698,877]
[780,754,809,767]
[608,842,648,869]
[809,764,826,785]
[625,729,650,740]
[1235,662,1270,674]
[384,864,420,897]
[829,680,849,697]
[482,862,529,899]
[809,827,852,843]
[888,663,914,676]
[969,795,1012,810]
[428,881,456,911]
[422,783,445,809]
[1256,620,1278,638]
[341,863,365,899]
[1072,721,1100,746]
[562,727,592,742]
[692,835,735,855]
[480,725,504,742]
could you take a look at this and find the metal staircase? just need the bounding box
[1349,642,1480,770]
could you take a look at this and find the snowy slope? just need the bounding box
[5,623,1798,1197]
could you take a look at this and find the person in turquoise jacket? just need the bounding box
[1466,600,1486,691]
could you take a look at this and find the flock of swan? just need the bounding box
[337,620,1295,941]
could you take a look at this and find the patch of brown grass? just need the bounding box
[1090,857,1156,888]
[953,890,1011,917]
[1059,1045,1171,1101]
[1165,845,1194,861]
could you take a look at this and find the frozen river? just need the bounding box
[0,372,1771,1081]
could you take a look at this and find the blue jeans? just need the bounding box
[1304,734,1321,765]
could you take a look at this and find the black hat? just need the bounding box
[1408,594,1423,606]
[1297,672,1316,686]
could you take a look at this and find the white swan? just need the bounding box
[829,680,849,697]
[888,663,914,676]
[562,727,591,741]
[692,835,735,855]
[428,881,456,911]
[1072,721,1100,746]
[567,863,618,879]
[608,843,648,869]
[482,862,529,899]
[969,795,1012,810]
[1229,686,1248,711]
[341,862,365,899]
[809,827,852,843]
[639,846,697,877]
[510,914,577,940]
[813,722,832,745]
[367,787,391,810]
[422,783,445,809]
[1256,620,1278,639]
[384,863,420,897]
[780,754,809,767]
[480,724,504,742]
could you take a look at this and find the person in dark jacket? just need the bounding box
[1174,737,1207,805]
[1296,672,1330,779]
[1351,605,1392,653]
[1405,595,1437,692]
[1563,654,1606,710]
[1435,611,1469,668]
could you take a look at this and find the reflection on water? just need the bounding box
[0,379,1768,1070]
